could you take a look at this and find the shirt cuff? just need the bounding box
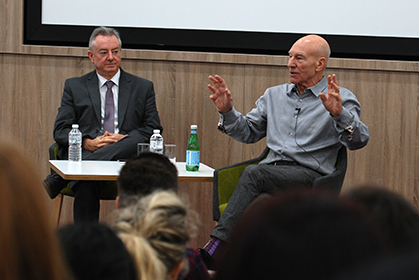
[217,108,237,133]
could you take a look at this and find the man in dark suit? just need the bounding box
[44,26,163,222]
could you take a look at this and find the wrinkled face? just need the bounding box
[287,38,325,92]
[88,35,121,79]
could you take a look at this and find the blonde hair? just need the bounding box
[0,141,73,280]
[118,232,167,280]
[115,191,191,278]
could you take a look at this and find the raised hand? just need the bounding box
[319,74,343,117]
[208,75,233,114]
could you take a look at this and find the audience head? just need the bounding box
[117,152,178,209]
[57,222,137,280]
[115,191,191,280]
[334,250,419,280]
[215,189,385,280]
[0,141,72,280]
[117,232,167,280]
[342,185,419,252]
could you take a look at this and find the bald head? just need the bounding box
[287,35,331,93]
[294,35,331,63]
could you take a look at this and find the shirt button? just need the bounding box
[289,132,294,136]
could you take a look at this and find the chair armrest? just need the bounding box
[213,147,270,221]
[49,143,59,160]
[312,146,347,194]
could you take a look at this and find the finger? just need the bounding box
[327,75,340,93]
[209,94,217,101]
[331,74,339,86]
[214,75,228,89]
[225,88,231,96]
[214,75,225,84]
[319,92,327,102]
[207,84,217,94]
[102,137,116,144]
[327,75,332,84]
[208,75,218,84]
[329,74,339,89]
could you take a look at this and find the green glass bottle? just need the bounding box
[186,125,200,171]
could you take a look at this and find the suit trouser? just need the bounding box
[210,163,322,241]
[70,134,139,223]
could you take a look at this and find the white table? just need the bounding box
[49,160,214,182]
[49,159,215,248]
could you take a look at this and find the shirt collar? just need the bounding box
[288,76,328,97]
[309,76,327,97]
[97,69,121,87]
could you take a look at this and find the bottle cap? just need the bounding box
[72,124,79,128]
[191,125,197,129]
[153,129,160,134]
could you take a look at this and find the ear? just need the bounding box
[87,50,95,64]
[316,57,326,72]
[115,196,121,210]
[168,261,184,280]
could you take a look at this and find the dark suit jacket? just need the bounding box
[53,69,162,160]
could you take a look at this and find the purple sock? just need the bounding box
[204,237,221,256]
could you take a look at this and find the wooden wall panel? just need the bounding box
[2,54,419,204]
[0,0,22,52]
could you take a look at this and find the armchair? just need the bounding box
[212,145,347,221]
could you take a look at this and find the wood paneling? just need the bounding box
[2,0,419,244]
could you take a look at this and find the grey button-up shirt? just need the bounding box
[219,76,369,175]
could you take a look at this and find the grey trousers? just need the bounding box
[211,163,322,241]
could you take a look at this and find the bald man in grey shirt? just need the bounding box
[201,35,369,268]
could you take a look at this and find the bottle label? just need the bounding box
[150,141,163,154]
[150,134,163,154]
[186,151,200,165]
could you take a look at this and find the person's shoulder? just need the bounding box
[265,83,293,95]
[339,86,358,100]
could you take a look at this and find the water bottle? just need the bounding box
[68,124,82,162]
[186,125,200,171]
[150,129,163,154]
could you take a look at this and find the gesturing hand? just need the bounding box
[319,74,343,117]
[208,75,233,114]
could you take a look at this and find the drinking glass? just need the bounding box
[137,143,150,155]
[164,144,176,164]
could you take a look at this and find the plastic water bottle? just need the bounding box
[186,125,200,171]
[150,129,163,154]
[68,124,82,162]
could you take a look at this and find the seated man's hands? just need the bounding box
[82,131,127,152]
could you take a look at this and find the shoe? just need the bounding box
[43,173,67,199]
[198,248,215,270]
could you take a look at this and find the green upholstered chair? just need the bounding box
[212,145,348,221]
[48,143,118,199]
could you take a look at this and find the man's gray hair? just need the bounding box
[88,26,122,52]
